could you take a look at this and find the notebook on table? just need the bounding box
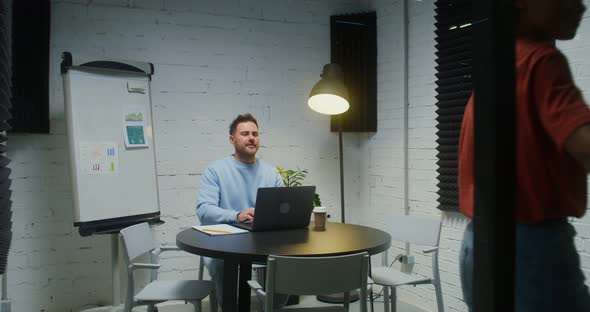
[193,224,248,235]
[233,186,316,232]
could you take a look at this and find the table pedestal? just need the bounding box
[221,261,252,312]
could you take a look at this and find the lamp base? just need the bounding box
[316,290,360,304]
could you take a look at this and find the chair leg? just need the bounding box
[370,286,375,312]
[123,291,134,312]
[343,291,350,312]
[210,287,218,312]
[390,287,396,312]
[256,268,266,289]
[383,286,390,312]
[434,281,444,312]
[193,300,201,312]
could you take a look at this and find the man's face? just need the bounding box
[230,121,259,157]
[518,0,586,40]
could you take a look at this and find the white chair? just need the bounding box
[370,215,444,312]
[119,223,217,312]
[248,252,370,312]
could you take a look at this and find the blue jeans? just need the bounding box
[460,219,590,312]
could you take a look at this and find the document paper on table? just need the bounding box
[193,224,248,236]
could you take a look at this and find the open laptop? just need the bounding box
[233,186,316,232]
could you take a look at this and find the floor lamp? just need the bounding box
[308,63,359,303]
[308,63,349,223]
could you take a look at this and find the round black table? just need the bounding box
[176,222,391,312]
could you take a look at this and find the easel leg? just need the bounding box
[112,234,120,306]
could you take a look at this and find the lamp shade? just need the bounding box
[307,64,350,115]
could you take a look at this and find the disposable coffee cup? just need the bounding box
[313,207,327,231]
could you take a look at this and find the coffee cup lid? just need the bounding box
[313,207,327,213]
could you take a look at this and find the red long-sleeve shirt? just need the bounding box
[459,39,590,223]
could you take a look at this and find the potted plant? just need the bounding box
[277,167,308,187]
[277,167,327,216]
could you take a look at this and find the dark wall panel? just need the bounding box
[330,12,377,133]
[10,0,50,133]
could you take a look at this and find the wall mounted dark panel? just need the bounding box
[330,12,377,133]
[10,0,50,133]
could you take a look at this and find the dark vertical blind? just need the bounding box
[434,0,473,211]
[330,12,377,133]
[0,0,13,274]
[10,0,50,133]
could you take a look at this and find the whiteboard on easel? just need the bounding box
[62,56,160,235]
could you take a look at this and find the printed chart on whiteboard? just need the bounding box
[124,103,149,148]
[80,142,119,175]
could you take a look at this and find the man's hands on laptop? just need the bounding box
[238,207,255,223]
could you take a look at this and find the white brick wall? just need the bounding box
[559,1,590,285]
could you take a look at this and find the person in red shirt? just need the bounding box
[458,0,590,311]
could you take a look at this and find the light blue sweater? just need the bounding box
[196,156,284,225]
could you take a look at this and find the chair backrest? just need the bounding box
[388,215,442,247]
[119,222,156,263]
[266,252,369,296]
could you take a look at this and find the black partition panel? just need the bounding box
[472,0,516,311]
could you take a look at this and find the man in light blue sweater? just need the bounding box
[196,113,284,305]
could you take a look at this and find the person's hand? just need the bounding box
[238,207,255,223]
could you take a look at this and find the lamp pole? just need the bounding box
[317,100,361,306]
[338,115,345,223]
